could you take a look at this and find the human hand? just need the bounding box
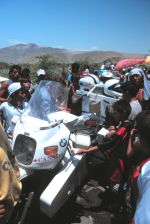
[130,129,139,146]
[0,204,6,218]
[108,126,115,131]
[74,148,87,154]
[130,128,137,137]
[106,126,116,138]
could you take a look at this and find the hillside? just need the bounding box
[0,43,144,64]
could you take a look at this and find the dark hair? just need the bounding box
[9,65,22,75]
[71,63,80,73]
[21,68,30,79]
[135,110,150,147]
[113,99,131,119]
[122,82,140,100]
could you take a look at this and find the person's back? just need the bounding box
[0,124,22,223]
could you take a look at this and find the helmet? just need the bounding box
[101,71,113,78]
[103,79,122,98]
[79,74,99,91]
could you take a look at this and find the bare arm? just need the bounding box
[126,128,137,157]
[75,145,98,154]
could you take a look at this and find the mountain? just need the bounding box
[0,43,144,64]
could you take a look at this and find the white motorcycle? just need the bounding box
[12,80,92,222]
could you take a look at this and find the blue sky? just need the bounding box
[0,0,150,53]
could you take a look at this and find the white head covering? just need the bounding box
[130,68,143,77]
[8,82,21,98]
[37,69,45,76]
[0,77,9,82]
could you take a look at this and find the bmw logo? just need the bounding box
[59,138,67,147]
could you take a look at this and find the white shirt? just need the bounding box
[0,101,28,134]
[129,100,142,121]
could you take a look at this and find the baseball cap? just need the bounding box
[8,82,21,98]
[37,69,45,76]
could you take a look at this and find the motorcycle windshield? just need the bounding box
[23,80,68,121]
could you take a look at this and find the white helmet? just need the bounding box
[79,74,99,91]
[104,79,122,98]
[101,71,113,78]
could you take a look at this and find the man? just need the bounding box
[0,82,28,139]
[126,111,150,223]
[67,62,82,116]
[34,69,46,90]
[19,68,34,102]
[8,65,22,84]
[36,69,46,83]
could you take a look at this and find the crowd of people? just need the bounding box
[74,65,150,223]
[0,62,150,223]
[65,61,150,223]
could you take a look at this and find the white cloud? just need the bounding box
[7,39,27,46]
[89,46,99,51]
[68,46,100,52]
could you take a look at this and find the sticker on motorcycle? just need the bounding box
[59,138,67,147]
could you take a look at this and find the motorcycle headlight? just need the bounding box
[13,134,36,165]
